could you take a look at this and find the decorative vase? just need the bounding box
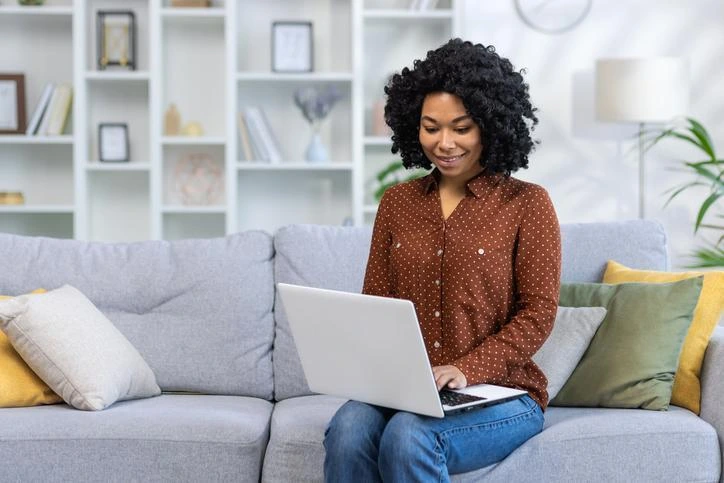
[305,128,328,163]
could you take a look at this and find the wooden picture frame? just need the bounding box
[97,11,137,71]
[98,123,130,162]
[272,21,313,73]
[0,74,26,134]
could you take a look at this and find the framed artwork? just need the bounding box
[98,123,130,162]
[97,11,137,71]
[0,74,26,134]
[272,21,313,73]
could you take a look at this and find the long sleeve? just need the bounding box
[452,186,561,386]
[362,191,395,298]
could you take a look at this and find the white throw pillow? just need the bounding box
[0,285,161,410]
[533,306,607,400]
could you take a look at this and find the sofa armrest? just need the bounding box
[701,325,724,483]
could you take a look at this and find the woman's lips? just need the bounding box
[436,154,464,166]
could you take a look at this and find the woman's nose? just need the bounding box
[439,130,456,149]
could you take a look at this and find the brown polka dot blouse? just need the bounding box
[362,169,561,410]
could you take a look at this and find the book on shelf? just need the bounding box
[36,84,73,136]
[26,83,54,136]
[243,106,283,163]
[242,109,269,161]
[237,112,254,161]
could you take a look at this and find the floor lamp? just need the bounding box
[595,58,688,218]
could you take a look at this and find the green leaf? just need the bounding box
[687,118,716,160]
[686,244,724,269]
[694,191,723,233]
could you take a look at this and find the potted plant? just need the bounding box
[373,160,428,202]
[645,117,723,268]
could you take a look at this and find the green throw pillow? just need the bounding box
[551,277,703,410]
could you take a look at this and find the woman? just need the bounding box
[324,38,561,482]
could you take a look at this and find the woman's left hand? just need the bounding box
[432,365,468,391]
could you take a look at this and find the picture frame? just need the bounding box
[0,74,26,134]
[272,21,313,73]
[97,11,137,71]
[98,123,130,162]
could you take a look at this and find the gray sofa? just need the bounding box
[0,220,721,482]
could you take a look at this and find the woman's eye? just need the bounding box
[455,127,471,133]
[423,127,438,133]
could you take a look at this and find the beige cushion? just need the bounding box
[0,285,161,410]
[533,306,607,399]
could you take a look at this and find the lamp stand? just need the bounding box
[638,122,646,219]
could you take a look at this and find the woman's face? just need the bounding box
[419,92,484,186]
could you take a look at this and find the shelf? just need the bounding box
[363,9,454,20]
[162,136,226,146]
[0,6,73,16]
[236,72,354,82]
[162,205,226,214]
[0,135,73,145]
[0,205,74,214]
[364,136,393,146]
[85,71,150,82]
[86,162,151,171]
[161,7,225,18]
[237,162,354,171]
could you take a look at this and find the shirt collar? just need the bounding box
[422,168,503,198]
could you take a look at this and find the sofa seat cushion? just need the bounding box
[0,394,273,483]
[262,395,346,482]
[262,397,719,483]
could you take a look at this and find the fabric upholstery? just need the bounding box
[0,285,161,410]
[532,306,607,400]
[0,394,273,482]
[603,260,724,414]
[553,279,701,410]
[0,231,275,399]
[701,326,724,481]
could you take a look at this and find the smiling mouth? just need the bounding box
[436,154,465,164]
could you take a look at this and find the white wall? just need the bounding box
[461,0,724,269]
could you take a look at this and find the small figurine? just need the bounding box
[164,103,181,136]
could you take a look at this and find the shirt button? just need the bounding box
[437,249,443,256]
[477,248,485,255]
[396,242,401,248]
[435,279,440,286]
[433,341,441,348]
[434,310,440,317]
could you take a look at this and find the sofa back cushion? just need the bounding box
[0,231,275,399]
[272,220,669,401]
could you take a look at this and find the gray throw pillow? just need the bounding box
[0,285,161,410]
[533,306,607,400]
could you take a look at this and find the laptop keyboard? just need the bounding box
[439,389,487,407]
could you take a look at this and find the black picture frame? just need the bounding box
[98,123,130,162]
[97,10,137,71]
[272,21,313,73]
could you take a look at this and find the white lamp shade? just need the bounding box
[596,57,688,123]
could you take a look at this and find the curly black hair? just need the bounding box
[384,38,538,175]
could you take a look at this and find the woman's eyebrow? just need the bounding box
[420,114,472,123]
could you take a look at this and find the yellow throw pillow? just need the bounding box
[603,260,724,414]
[0,289,62,408]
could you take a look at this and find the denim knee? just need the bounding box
[324,401,387,457]
[378,412,438,468]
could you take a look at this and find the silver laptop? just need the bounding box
[277,283,527,418]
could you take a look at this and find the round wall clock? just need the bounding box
[514,0,593,34]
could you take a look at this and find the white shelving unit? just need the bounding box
[0,0,460,241]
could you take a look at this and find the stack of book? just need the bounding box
[238,106,284,163]
[26,83,73,136]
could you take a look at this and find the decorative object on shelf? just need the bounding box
[181,121,204,137]
[25,83,53,135]
[170,0,210,6]
[515,0,592,34]
[294,86,342,163]
[98,123,130,162]
[97,11,136,71]
[595,57,688,219]
[164,103,181,136]
[644,118,723,268]
[0,73,26,135]
[0,192,24,205]
[173,153,223,206]
[17,0,45,5]
[36,84,72,136]
[373,160,428,202]
[272,21,313,73]
[241,106,283,163]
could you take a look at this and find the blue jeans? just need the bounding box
[323,395,543,483]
